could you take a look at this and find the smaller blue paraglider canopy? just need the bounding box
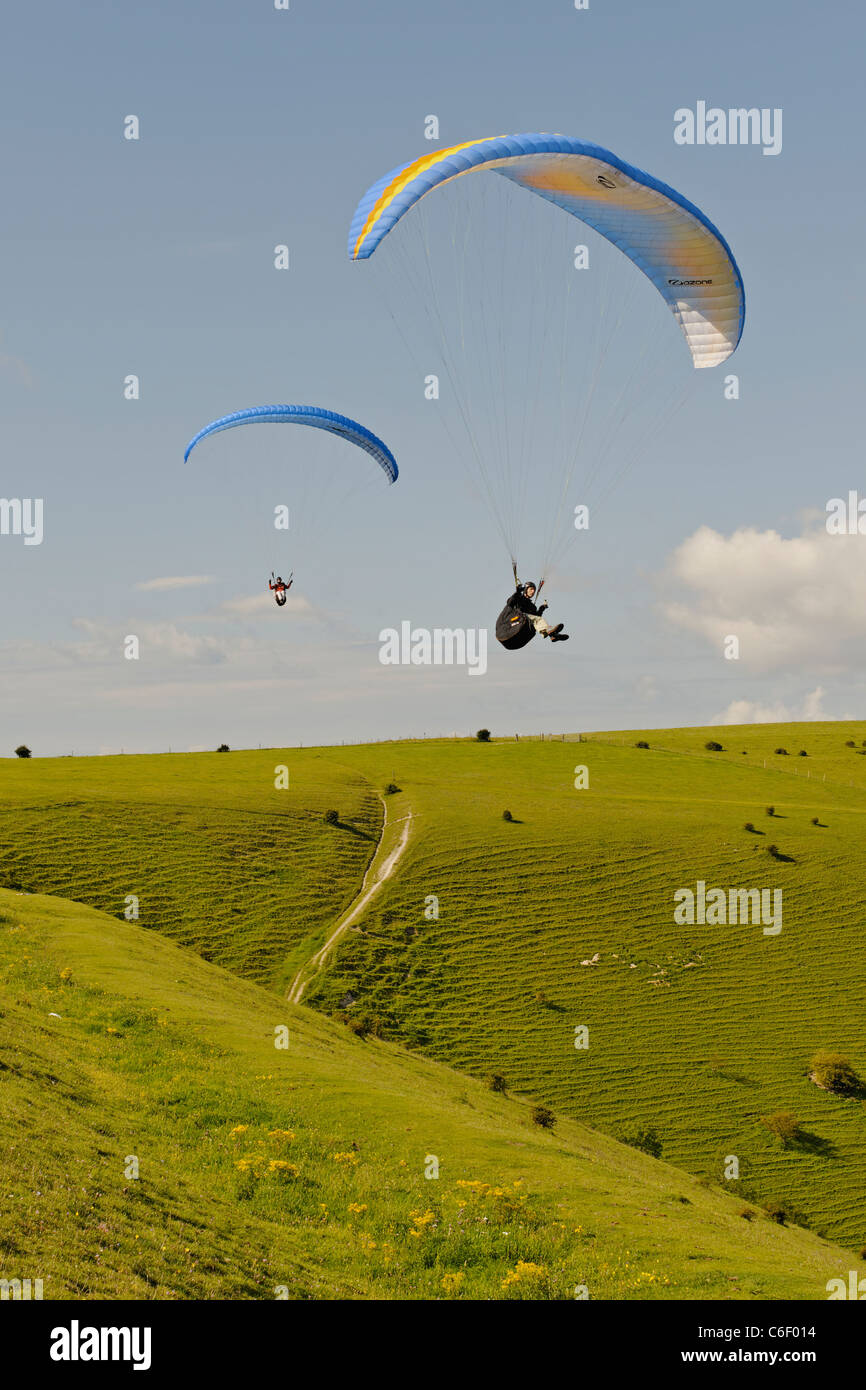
[183,404,398,483]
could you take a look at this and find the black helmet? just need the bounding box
[521,580,537,592]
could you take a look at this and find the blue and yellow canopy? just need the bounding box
[349,133,744,368]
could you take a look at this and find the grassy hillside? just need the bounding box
[2,723,864,1272]
[0,886,858,1300]
[0,751,381,990]
[303,725,866,1249]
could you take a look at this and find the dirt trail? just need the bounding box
[288,798,412,1005]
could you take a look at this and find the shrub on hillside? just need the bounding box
[766,806,775,817]
[798,749,808,757]
[486,1073,508,1094]
[502,809,513,822]
[811,816,820,826]
[531,1105,555,1130]
[774,747,789,755]
[635,740,650,749]
[763,1200,789,1225]
[620,1126,663,1159]
[760,1111,801,1147]
[324,809,339,825]
[845,739,856,747]
[383,782,400,795]
[744,822,756,833]
[809,1051,862,1095]
[216,744,230,753]
[334,1011,387,1040]
[476,729,491,742]
[705,741,724,752]
[14,745,31,759]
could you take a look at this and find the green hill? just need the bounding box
[0,751,380,990]
[0,885,858,1299]
[304,725,866,1250]
[1,722,864,1295]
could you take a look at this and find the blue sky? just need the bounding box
[1,0,863,754]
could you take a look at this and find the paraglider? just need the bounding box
[183,405,398,599]
[349,132,744,650]
[269,572,292,607]
[495,578,568,650]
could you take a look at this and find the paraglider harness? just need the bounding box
[270,571,292,607]
[495,562,546,650]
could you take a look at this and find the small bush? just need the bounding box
[620,1126,663,1159]
[705,740,724,752]
[531,1105,555,1130]
[738,1206,757,1221]
[761,1111,801,1146]
[502,809,513,822]
[763,1200,788,1225]
[476,729,491,742]
[766,806,775,817]
[744,822,756,833]
[845,739,856,748]
[774,747,789,756]
[811,816,820,826]
[810,1051,861,1095]
[798,749,808,757]
[767,844,781,859]
[14,745,31,759]
[383,782,400,795]
[216,743,230,753]
[324,809,339,825]
[486,1073,508,1094]
[635,740,650,749]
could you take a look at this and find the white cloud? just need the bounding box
[714,686,826,725]
[65,618,229,665]
[135,575,215,591]
[662,524,866,672]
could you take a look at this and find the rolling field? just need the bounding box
[0,751,381,990]
[0,885,858,1299]
[1,722,864,1291]
[305,725,866,1248]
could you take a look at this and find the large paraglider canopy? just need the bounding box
[349,132,744,589]
[350,133,744,368]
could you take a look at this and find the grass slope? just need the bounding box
[0,886,858,1300]
[301,725,866,1249]
[0,751,381,990]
